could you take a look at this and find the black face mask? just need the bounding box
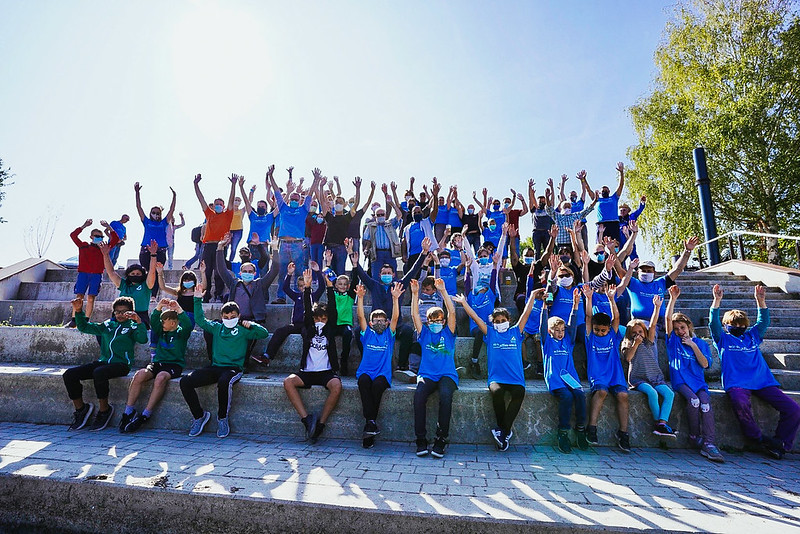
[726,325,747,337]
[601,190,610,198]
[413,213,423,223]
[559,255,571,264]
[240,256,251,263]
[128,275,145,285]
[256,207,267,216]
[538,202,545,209]
[570,196,577,202]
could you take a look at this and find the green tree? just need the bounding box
[0,158,12,223]
[628,0,800,264]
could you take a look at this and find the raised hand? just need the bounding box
[409,278,419,294]
[344,237,354,254]
[355,283,367,299]
[492,251,502,265]
[754,284,767,302]
[605,284,618,299]
[353,176,362,188]
[548,254,560,271]
[287,166,294,175]
[604,253,617,271]
[250,232,260,246]
[83,219,93,228]
[381,183,388,195]
[629,257,640,270]
[508,226,518,238]
[451,293,466,305]
[546,177,554,189]
[652,294,663,309]
[194,173,202,184]
[309,261,320,271]
[324,249,333,264]
[390,282,405,299]
[531,287,547,300]
[286,262,296,275]
[238,175,245,186]
[641,195,647,203]
[549,224,558,238]
[616,162,624,173]
[134,182,142,192]
[199,260,206,272]
[267,165,275,177]
[155,262,164,273]
[147,239,159,254]
[685,236,699,251]
[712,284,723,300]
[97,242,109,255]
[302,268,313,286]
[577,170,587,181]
[421,237,432,253]
[561,174,568,183]
[229,173,238,184]
[572,287,581,304]
[219,232,232,247]
[434,278,446,292]
[71,297,84,312]
[668,285,680,299]
[581,284,593,299]
[390,181,398,191]
[312,168,322,180]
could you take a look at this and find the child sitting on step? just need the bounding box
[63,296,147,432]
[621,295,677,439]
[665,285,724,462]
[710,284,800,459]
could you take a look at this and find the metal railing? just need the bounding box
[694,230,800,269]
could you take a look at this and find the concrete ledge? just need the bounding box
[702,260,800,294]
[0,364,797,451]
[0,259,63,301]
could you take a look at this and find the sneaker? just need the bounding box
[302,413,318,441]
[310,422,325,444]
[491,427,503,449]
[416,438,429,457]
[653,422,677,438]
[63,318,77,329]
[498,433,510,452]
[364,420,380,436]
[506,428,514,443]
[557,430,572,453]
[119,410,136,433]
[217,417,230,438]
[456,366,467,378]
[468,361,481,380]
[393,369,417,383]
[431,437,448,458]
[762,436,785,460]
[700,442,725,463]
[575,427,589,451]
[586,425,599,445]
[271,298,286,304]
[189,411,211,437]
[617,430,631,453]
[124,413,149,433]
[534,362,544,378]
[89,405,114,431]
[250,353,271,366]
[68,403,94,431]
[522,360,532,371]
[362,435,376,449]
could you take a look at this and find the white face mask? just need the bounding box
[494,322,510,333]
[561,208,572,215]
[439,258,451,267]
[639,272,655,283]
[314,321,326,332]
[222,317,239,328]
[557,276,573,288]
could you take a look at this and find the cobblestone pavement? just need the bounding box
[1,422,799,532]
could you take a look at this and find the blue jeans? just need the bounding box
[552,387,586,430]
[370,249,397,279]
[184,243,202,269]
[309,243,324,267]
[327,243,348,275]
[228,229,243,262]
[277,239,307,300]
[108,244,122,267]
[636,383,674,422]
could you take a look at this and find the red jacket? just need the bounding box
[71,227,119,274]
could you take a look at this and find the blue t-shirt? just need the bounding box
[586,330,626,389]
[712,309,778,391]
[434,206,450,224]
[485,325,525,387]
[110,220,127,241]
[667,332,710,392]
[445,248,462,268]
[482,225,502,247]
[439,265,458,295]
[627,276,669,321]
[141,217,169,247]
[487,208,506,226]
[275,192,311,239]
[249,211,275,242]
[549,286,584,325]
[406,221,428,255]
[448,209,462,228]
[523,299,544,335]
[357,327,395,383]
[572,198,587,223]
[467,288,496,332]
[590,292,624,317]
[595,192,620,223]
[542,330,581,392]
[417,326,458,384]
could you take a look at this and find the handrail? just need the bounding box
[696,230,800,250]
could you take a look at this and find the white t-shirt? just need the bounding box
[303,327,332,372]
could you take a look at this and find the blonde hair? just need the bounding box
[547,316,565,330]
[722,309,750,327]
[426,307,445,321]
[621,319,648,355]
[671,312,696,337]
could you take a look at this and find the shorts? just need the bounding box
[145,362,183,379]
[297,369,339,389]
[74,272,102,296]
[591,383,628,395]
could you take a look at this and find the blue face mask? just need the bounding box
[478,256,490,265]
[214,205,223,214]
[316,216,324,224]
[182,280,195,289]
[92,236,103,244]
[596,253,605,262]
[289,200,299,208]
[240,272,255,282]
[429,323,444,334]
[488,224,497,231]
[380,274,393,285]
[524,256,534,265]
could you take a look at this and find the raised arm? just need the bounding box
[616,257,639,296]
[665,284,679,334]
[239,176,254,214]
[754,285,770,338]
[356,283,368,333]
[516,287,540,332]
[435,278,457,334]
[133,182,146,221]
[614,162,625,197]
[225,174,237,211]
[452,293,487,335]
[428,179,441,222]
[667,236,699,281]
[566,287,581,344]
[606,283,620,333]
[647,295,662,342]
[580,285,593,337]
[145,240,158,289]
[156,262,178,296]
[409,279,423,334]
[615,219,639,267]
[709,284,724,343]
[98,243,122,288]
[558,174,567,203]
[193,174,209,211]
[165,186,177,222]
[390,282,404,332]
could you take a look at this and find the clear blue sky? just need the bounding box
[0,0,676,265]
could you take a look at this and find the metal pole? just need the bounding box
[736,234,745,261]
[796,241,800,269]
[694,148,721,265]
[728,236,735,260]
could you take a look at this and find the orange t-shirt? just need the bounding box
[203,207,234,243]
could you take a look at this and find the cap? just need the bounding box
[640,260,656,269]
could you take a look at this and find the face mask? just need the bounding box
[413,213,423,223]
[561,208,571,215]
[289,200,300,209]
[467,208,475,215]
[256,206,267,216]
[314,321,326,332]
[182,280,195,289]
[440,258,451,267]
[405,196,412,202]
[335,204,344,213]
[601,190,610,198]
[570,196,577,202]
[478,256,490,266]
[222,317,239,328]
[503,203,510,209]
[316,216,324,224]
[377,216,386,224]
[92,236,103,244]
[494,321,510,333]
[240,272,255,282]
[429,323,444,334]
[214,205,224,213]
[639,272,655,283]
[488,224,497,231]
[372,322,387,334]
[348,202,354,209]
[493,205,501,212]
[596,253,605,262]
[538,202,545,209]
[127,275,145,284]
[524,256,534,265]
[309,206,317,214]
[150,212,161,220]
[559,255,571,264]
[557,276,573,288]
[380,274,393,284]
[725,325,747,337]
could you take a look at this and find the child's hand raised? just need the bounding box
[409,278,419,294]
[434,278,446,292]
[581,284,594,299]
[754,285,767,302]
[712,284,723,299]
[303,269,313,286]
[451,293,466,305]
[668,285,680,299]
[652,294,663,308]
[390,282,405,299]
[355,283,366,299]
[71,297,83,313]
[572,286,581,304]
[286,262,296,275]
[531,288,547,300]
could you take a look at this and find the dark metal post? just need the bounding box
[694,147,721,265]
[728,236,735,260]
[736,234,745,261]
[795,241,800,269]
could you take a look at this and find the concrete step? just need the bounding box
[0,363,797,451]
[771,370,800,391]
[764,353,800,370]
[668,288,795,299]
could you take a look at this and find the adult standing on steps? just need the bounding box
[193,173,237,303]
[585,162,625,244]
[134,182,176,298]
[105,214,129,268]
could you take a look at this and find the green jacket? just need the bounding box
[76,311,147,366]
[150,309,193,367]
[194,298,269,370]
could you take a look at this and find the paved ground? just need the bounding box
[1,422,799,533]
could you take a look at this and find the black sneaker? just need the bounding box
[469,361,481,379]
[89,406,114,432]
[68,403,93,431]
[535,362,544,378]
[498,432,510,452]
[431,437,448,458]
[617,430,631,453]
[364,420,380,436]
[586,425,599,445]
[522,360,532,371]
[250,353,271,366]
[491,427,503,449]
[653,422,677,438]
[557,430,572,453]
[124,413,149,433]
[310,422,325,444]
[63,318,77,329]
[575,427,589,451]
[119,410,136,433]
[416,438,429,457]
[302,413,318,441]
[362,435,376,449]
[271,298,286,304]
[762,436,785,460]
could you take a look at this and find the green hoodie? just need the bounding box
[75,311,148,366]
[150,309,193,366]
[194,298,269,370]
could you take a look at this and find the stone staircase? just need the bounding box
[0,266,798,450]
